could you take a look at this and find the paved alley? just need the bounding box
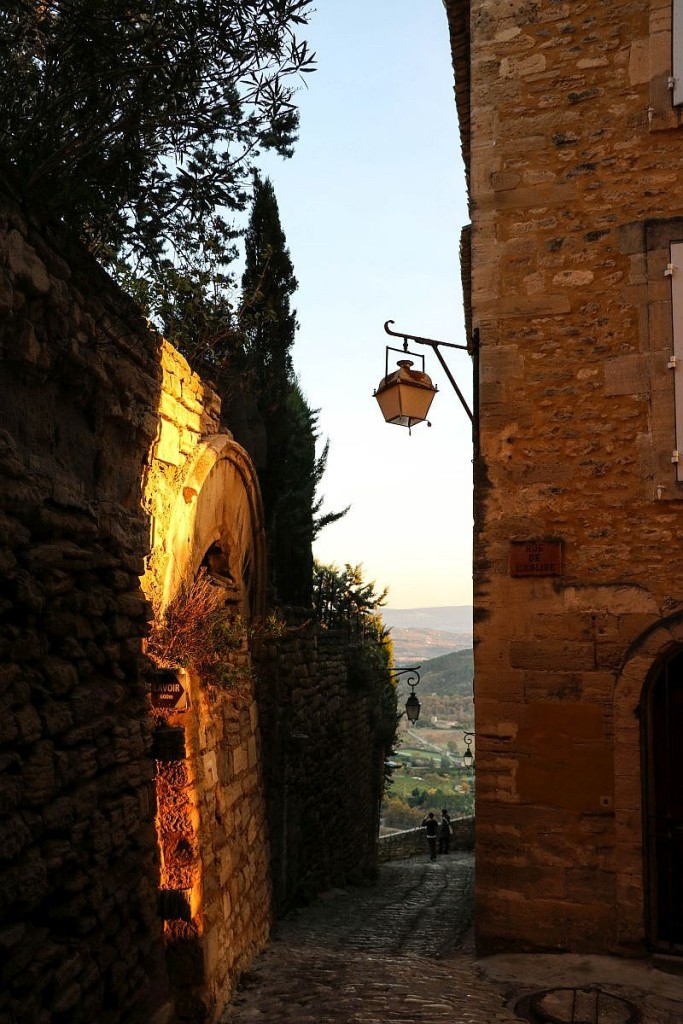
[220,851,515,1023]
[220,850,683,1024]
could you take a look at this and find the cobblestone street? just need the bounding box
[220,852,516,1023]
[220,850,683,1024]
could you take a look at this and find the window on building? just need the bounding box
[670,242,683,480]
[674,0,683,105]
[648,0,683,128]
[618,217,683,500]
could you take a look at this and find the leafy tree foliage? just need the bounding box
[0,0,314,271]
[312,562,388,633]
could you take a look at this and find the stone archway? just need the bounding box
[616,615,683,952]
[158,434,266,622]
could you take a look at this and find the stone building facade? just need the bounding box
[445,0,683,956]
[0,177,388,1022]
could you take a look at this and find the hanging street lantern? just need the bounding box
[405,688,421,723]
[390,666,422,723]
[373,347,438,432]
[374,319,475,430]
[463,731,475,770]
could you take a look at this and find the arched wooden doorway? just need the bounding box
[643,648,683,951]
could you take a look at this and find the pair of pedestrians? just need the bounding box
[422,809,452,860]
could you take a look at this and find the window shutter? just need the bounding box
[674,0,683,105]
[670,242,683,481]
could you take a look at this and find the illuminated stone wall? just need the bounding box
[445,0,683,955]
[0,180,272,1023]
[140,344,271,1023]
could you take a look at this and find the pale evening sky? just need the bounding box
[260,0,473,610]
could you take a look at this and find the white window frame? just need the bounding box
[670,241,683,480]
[674,0,683,105]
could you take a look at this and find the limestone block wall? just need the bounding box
[0,181,169,1022]
[451,0,683,955]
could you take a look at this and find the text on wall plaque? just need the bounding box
[510,540,562,577]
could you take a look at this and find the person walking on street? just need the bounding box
[438,809,452,855]
[422,811,438,861]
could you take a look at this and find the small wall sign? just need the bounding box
[510,539,562,577]
[151,672,187,710]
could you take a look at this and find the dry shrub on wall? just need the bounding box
[146,569,249,690]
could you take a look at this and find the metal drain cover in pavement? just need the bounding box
[514,987,642,1024]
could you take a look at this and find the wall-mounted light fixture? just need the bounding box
[373,320,474,433]
[463,731,475,770]
[390,666,422,722]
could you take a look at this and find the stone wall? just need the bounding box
[255,628,389,912]
[377,817,475,862]
[0,181,170,1022]
[139,343,272,1023]
[446,0,683,955]
[0,179,391,1021]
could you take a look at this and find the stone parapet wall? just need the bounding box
[0,182,170,1022]
[378,817,475,862]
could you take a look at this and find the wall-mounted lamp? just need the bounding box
[390,666,422,723]
[373,344,437,432]
[463,731,475,770]
[373,320,474,433]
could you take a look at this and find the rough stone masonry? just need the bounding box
[0,173,390,1023]
[445,0,683,957]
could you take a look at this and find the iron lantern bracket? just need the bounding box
[390,665,422,722]
[384,320,474,423]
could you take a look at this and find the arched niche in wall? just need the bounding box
[160,434,266,622]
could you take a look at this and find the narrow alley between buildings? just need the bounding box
[220,851,511,1023]
[220,849,683,1024]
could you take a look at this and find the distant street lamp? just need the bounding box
[390,666,422,723]
[463,732,475,770]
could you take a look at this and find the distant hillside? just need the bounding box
[388,627,471,664]
[382,606,473,634]
[381,606,473,663]
[419,649,473,696]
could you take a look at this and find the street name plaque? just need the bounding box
[510,539,562,577]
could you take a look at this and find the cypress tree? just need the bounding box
[240,176,312,605]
